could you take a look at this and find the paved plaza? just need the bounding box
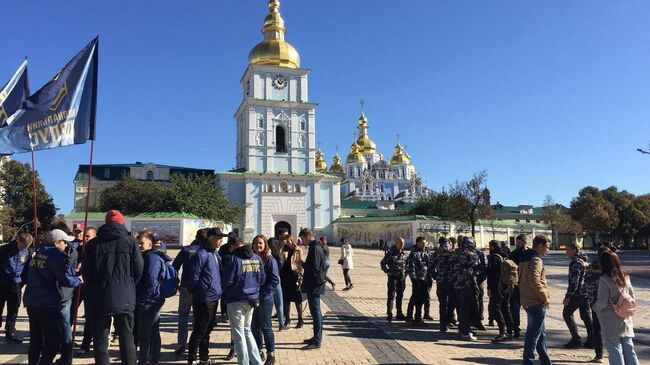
[1,247,648,364]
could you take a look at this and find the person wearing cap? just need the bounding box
[23,229,81,365]
[299,228,328,350]
[222,236,265,365]
[77,226,97,355]
[0,232,33,343]
[82,210,144,365]
[136,231,173,365]
[171,228,208,355]
[181,227,226,365]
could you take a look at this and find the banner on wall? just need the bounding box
[132,221,181,244]
[336,222,414,248]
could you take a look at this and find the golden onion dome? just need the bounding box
[329,154,345,175]
[389,143,411,165]
[346,141,366,164]
[315,149,327,173]
[356,112,377,154]
[248,0,300,68]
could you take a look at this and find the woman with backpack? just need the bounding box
[136,232,173,365]
[594,250,639,365]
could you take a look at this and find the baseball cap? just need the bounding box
[46,229,75,243]
[73,224,83,232]
[206,227,228,238]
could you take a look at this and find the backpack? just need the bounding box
[159,260,179,298]
[612,285,636,319]
[500,258,518,287]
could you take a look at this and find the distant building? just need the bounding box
[317,110,431,203]
[73,162,214,212]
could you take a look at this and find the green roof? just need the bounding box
[340,200,416,210]
[335,215,436,223]
[219,169,342,179]
[66,212,204,219]
[492,204,544,215]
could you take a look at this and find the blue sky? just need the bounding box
[1,1,649,213]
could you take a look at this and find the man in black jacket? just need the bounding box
[82,210,144,365]
[508,234,527,338]
[299,228,327,350]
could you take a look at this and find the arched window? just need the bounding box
[275,126,287,153]
[300,120,306,131]
[147,171,154,181]
[280,181,289,193]
[294,184,301,193]
[258,117,264,128]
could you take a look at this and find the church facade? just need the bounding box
[316,111,431,203]
[216,0,340,241]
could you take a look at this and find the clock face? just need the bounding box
[272,75,287,90]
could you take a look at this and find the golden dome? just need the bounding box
[315,149,327,173]
[329,154,345,175]
[346,141,366,164]
[389,143,411,165]
[248,0,300,68]
[356,112,377,154]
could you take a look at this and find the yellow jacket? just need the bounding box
[518,252,550,308]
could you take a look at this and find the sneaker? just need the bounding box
[295,320,303,329]
[265,353,276,365]
[198,360,217,365]
[423,315,433,321]
[413,320,428,327]
[488,320,494,327]
[278,325,289,331]
[447,322,457,328]
[473,323,487,331]
[590,357,603,363]
[6,333,22,343]
[302,342,321,350]
[439,327,448,334]
[76,347,91,356]
[174,345,186,355]
[348,283,354,290]
[513,330,521,339]
[460,333,477,341]
[395,313,406,321]
[303,337,316,344]
[563,339,582,349]
[492,334,510,343]
[260,350,266,362]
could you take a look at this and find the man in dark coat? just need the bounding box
[0,232,33,342]
[82,210,144,365]
[299,228,327,350]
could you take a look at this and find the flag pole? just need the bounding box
[71,139,95,359]
[30,149,38,245]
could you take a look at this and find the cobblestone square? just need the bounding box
[1,247,648,364]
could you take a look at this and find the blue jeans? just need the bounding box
[227,301,263,365]
[59,299,73,365]
[306,293,323,345]
[252,296,275,353]
[604,336,639,365]
[273,283,284,327]
[523,305,552,365]
[177,287,193,347]
[137,300,164,365]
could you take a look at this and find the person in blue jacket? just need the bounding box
[251,235,280,365]
[136,232,172,365]
[0,232,33,343]
[222,236,265,365]
[171,228,207,355]
[23,229,81,365]
[181,227,226,365]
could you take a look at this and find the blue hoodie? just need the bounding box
[137,248,172,304]
[23,244,81,308]
[180,243,222,303]
[259,255,280,301]
[172,239,202,272]
[221,245,265,304]
[0,240,32,286]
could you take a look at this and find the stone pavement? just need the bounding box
[1,248,648,364]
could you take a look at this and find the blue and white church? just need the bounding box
[217,0,341,241]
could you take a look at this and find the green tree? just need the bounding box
[569,186,618,245]
[601,186,650,247]
[450,170,491,238]
[99,174,242,224]
[408,190,464,220]
[168,174,241,223]
[0,160,57,239]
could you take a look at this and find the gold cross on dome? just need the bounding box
[360,99,365,112]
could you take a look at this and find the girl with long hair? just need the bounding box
[594,250,639,365]
[251,235,279,365]
[279,235,304,328]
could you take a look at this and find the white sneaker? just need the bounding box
[460,333,477,341]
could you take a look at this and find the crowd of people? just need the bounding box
[379,233,640,365]
[0,211,640,365]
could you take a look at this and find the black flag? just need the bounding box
[0,38,98,155]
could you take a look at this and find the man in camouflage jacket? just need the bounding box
[381,238,407,321]
[430,237,455,332]
[451,236,480,340]
[562,242,594,349]
[405,237,431,326]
